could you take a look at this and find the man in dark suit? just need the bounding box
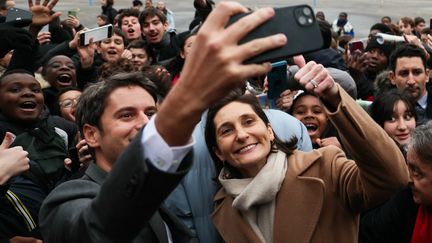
[38,2,289,242]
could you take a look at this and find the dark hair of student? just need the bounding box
[116,8,140,28]
[369,88,417,128]
[388,44,427,72]
[75,71,158,136]
[139,7,167,26]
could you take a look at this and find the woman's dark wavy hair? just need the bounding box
[369,88,417,157]
[205,89,297,180]
[369,88,417,128]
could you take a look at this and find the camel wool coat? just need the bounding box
[212,85,409,243]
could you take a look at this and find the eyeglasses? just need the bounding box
[59,97,79,108]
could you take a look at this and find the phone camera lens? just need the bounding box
[302,7,311,16]
[298,16,307,25]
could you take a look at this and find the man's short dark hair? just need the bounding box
[56,86,82,102]
[117,8,140,28]
[97,14,109,22]
[75,72,158,134]
[0,69,35,82]
[370,23,393,34]
[381,16,392,22]
[133,0,143,6]
[139,7,167,26]
[388,44,427,72]
[414,17,425,26]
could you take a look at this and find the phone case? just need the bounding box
[79,24,113,46]
[5,8,32,27]
[267,64,288,99]
[228,5,323,64]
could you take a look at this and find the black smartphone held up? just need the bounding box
[227,5,323,64]
[5,8,32,27]
[67,147,81,173]
[79,24,113,46]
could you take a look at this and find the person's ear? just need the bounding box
[83,124,101,148]
[426,69,430,83]
[213,146,225,162]
[163,21,168,31]
[267,123,275,142]
[388,71,396,85]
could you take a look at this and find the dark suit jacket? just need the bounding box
[39,129,196,243]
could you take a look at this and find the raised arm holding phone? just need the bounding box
[39,2,288,243]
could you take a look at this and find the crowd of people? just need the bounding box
[0,0,431,242]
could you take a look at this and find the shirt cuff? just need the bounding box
[142,115,194,172]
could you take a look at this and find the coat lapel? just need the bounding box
[274,150,324,243]
[213,150,325,243]
[213,190,262,243]
[148,212,169,243]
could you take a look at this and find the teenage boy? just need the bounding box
[0,69,77,239]
[139,7,179,64]
[118,8,142,42]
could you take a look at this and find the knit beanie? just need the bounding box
[365,36,395,58]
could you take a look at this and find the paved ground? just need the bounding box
[16,0,432,38]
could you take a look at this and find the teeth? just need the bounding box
[238,144,256,153]
[305,124,317,130]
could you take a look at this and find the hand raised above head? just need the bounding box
[293,56,340,108]
[156,1,287,146]
[28,0,61,26]
[177,2,287,109]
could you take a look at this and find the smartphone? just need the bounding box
[40,24,49,33]
[68,10,77,17]
[267,60,288,99]
[5,8,32,27]
[227,5,323,64]
[67,147,81,173]
[348,40,364,53]
[79,24,113,46]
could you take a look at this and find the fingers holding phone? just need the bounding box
[177,2,286,109]
[276,89,297,112]
[77,34,97,69]
[37,31,51,45]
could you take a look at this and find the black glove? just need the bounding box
[0,23,33,58]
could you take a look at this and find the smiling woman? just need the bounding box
[204,62,409,243]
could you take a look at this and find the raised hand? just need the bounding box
[276,89,297,112]
[77,37,97,69]
[28,0,61,26]
[0,132,30,185]
[155,2,287,146]
[293,55,340,108]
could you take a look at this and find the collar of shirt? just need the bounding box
[417,92,428,109]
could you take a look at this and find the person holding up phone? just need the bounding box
[39,2,289,243]
[205,54,408,243]
[347,35,394,100]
